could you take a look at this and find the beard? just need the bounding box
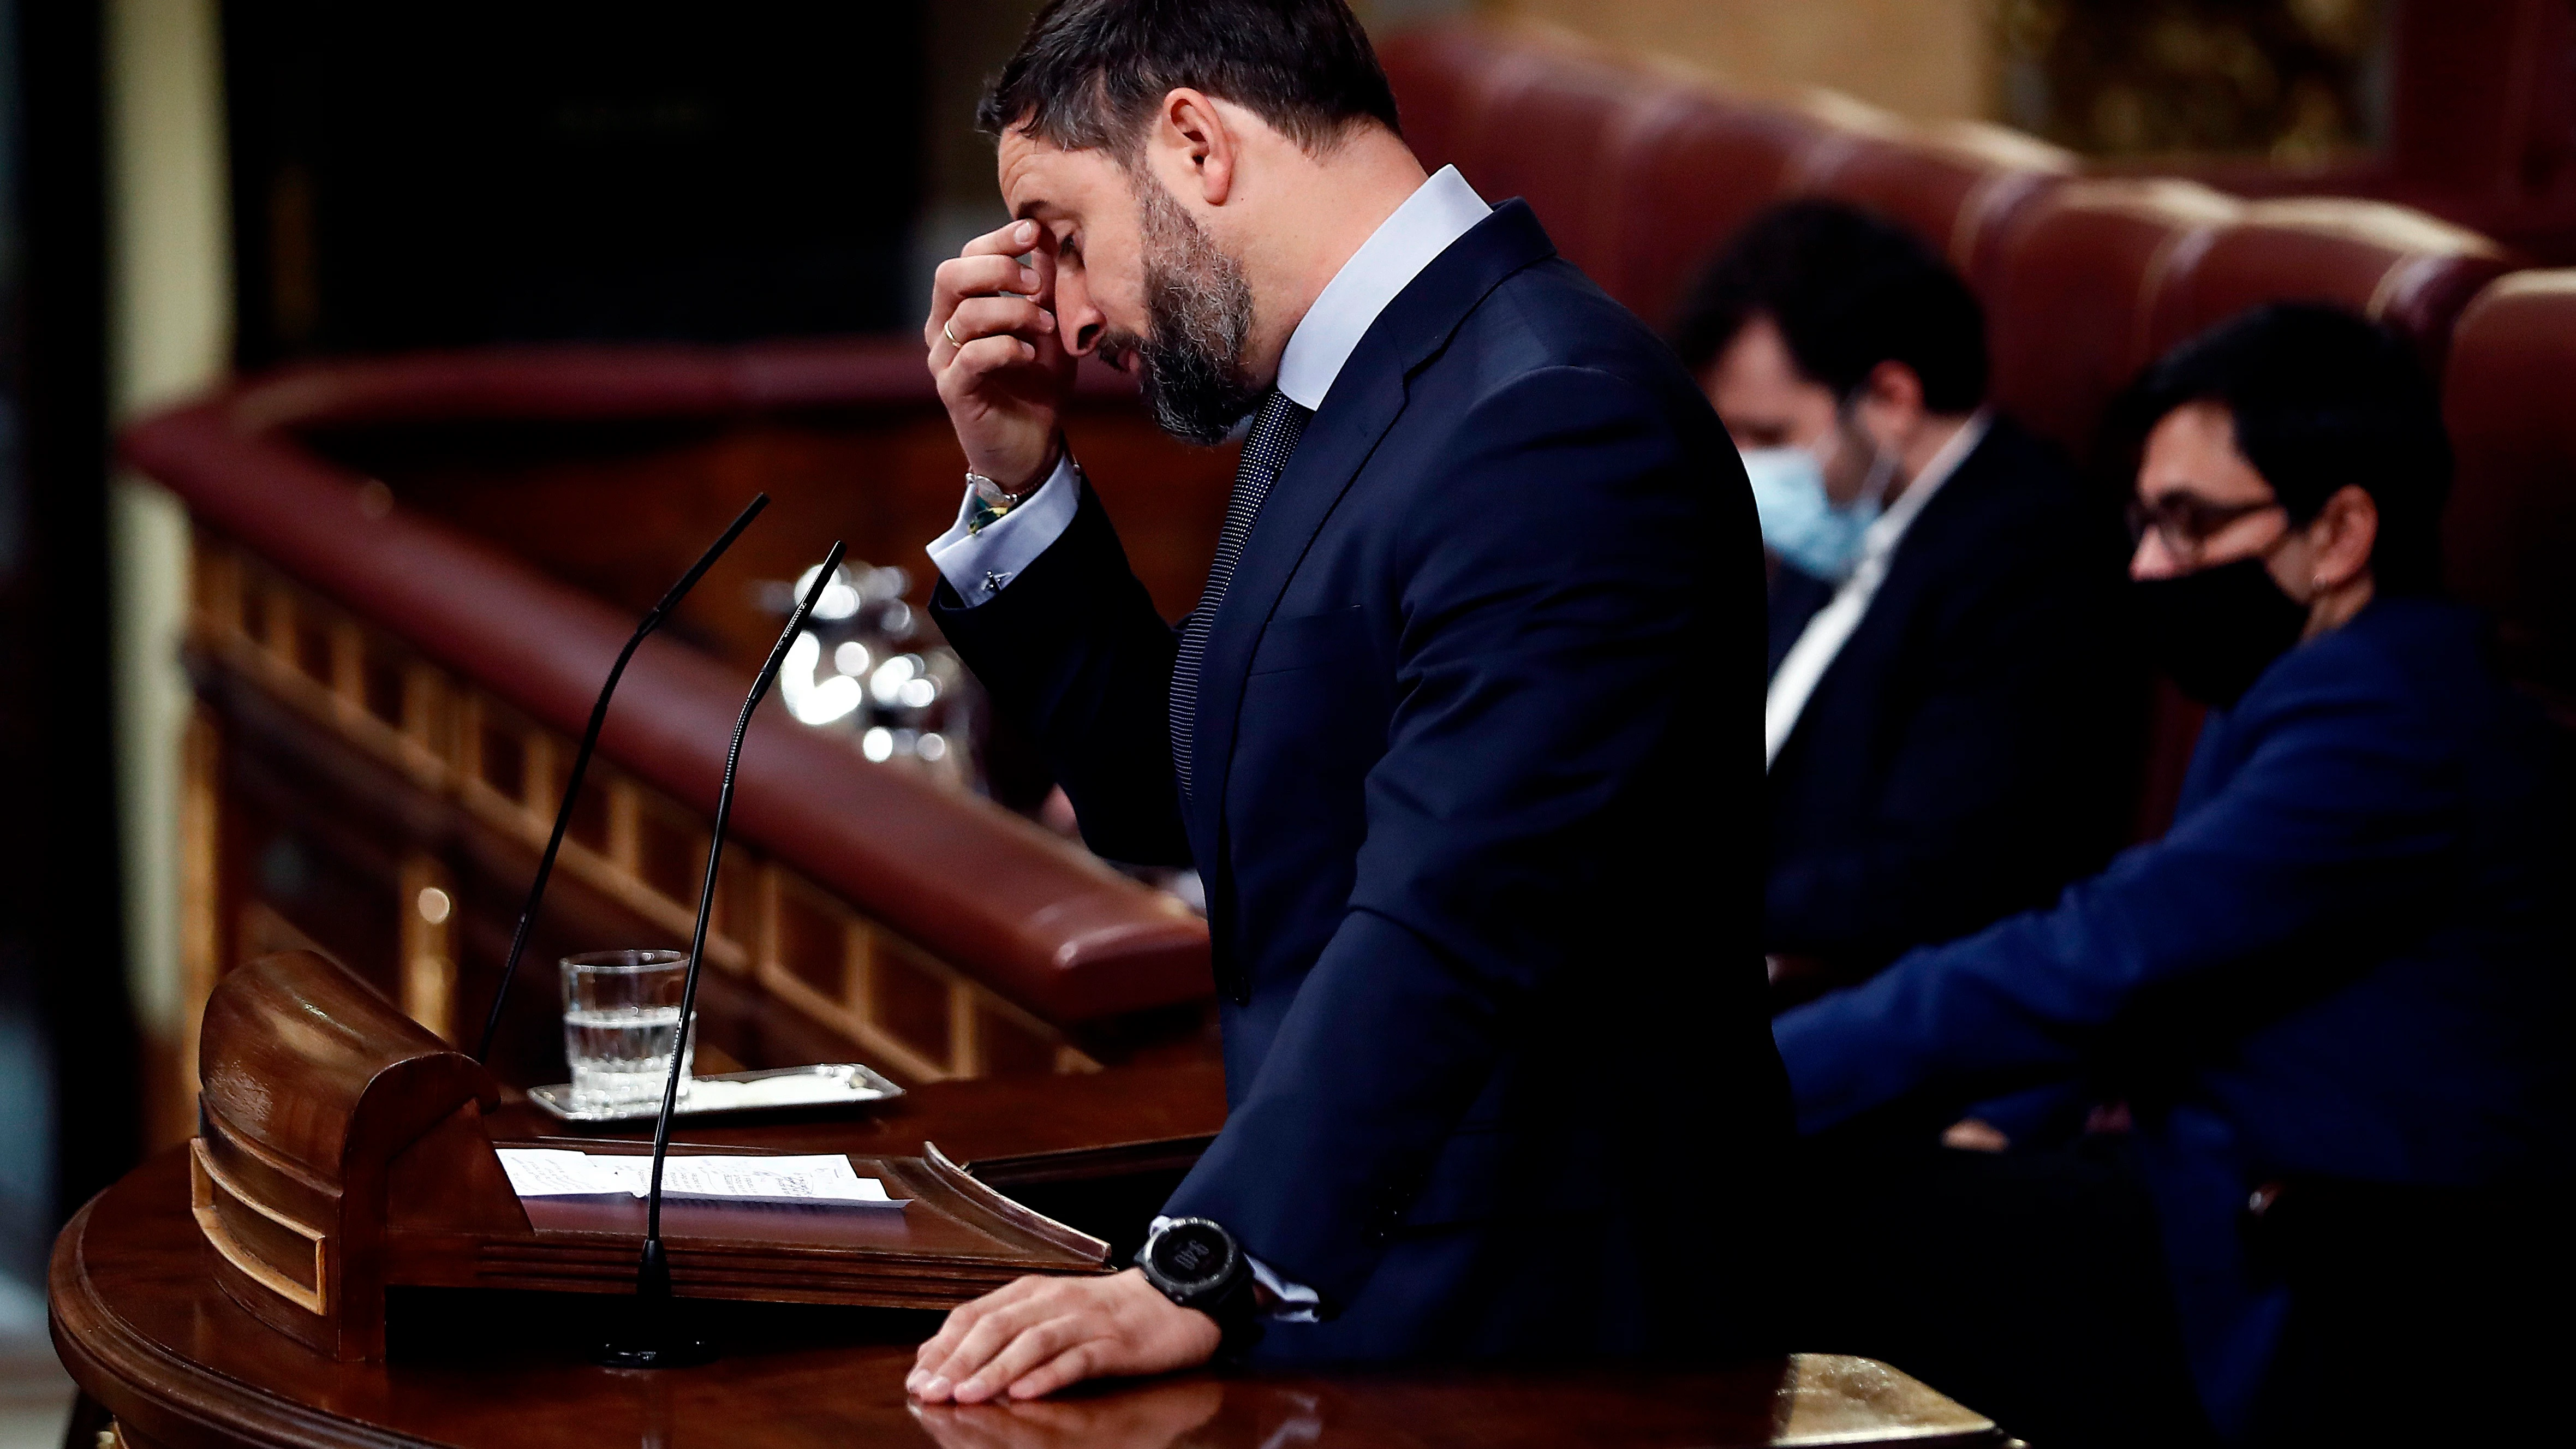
[1095,175,1260,446]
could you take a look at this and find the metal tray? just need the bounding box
[526,1063,905,1123]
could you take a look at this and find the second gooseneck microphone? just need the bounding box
[599,539,846,1370]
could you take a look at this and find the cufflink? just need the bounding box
[980,570,1013,595]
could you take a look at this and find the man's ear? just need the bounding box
[2306,483,2380,591]
[1153,87,1236,206]
[1862,360,1927,420]
[1852,360,1927,451]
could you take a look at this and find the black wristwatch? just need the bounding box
[1136,1217,1263,1355]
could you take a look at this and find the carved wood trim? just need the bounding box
[200,1097,340,1201]
[189,1139,331,1317]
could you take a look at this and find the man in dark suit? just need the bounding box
[904,0,1786,1404]
[1673,202,2137,997]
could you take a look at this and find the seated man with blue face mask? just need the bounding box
[1673,200,2139,997]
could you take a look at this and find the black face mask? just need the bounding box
[2132,556,2310,707]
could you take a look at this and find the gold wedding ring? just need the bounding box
[943,320,963,349]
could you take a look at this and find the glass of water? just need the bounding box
[561,949,695,1114]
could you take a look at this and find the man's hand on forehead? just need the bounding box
[927,217,1076,491]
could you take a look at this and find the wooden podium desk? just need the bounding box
[53,1065,1999,1449]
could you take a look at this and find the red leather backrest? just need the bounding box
[1983,181,2509,460]
[1379,20,2074,335]
[1603,86,1835,326]
[1383,20,1765,316]
[2443,271,2576,719]
[1381,21,1669,301]
[1790,108,2076,297]
[1381,20,2512,472]
[1376,21,1508,176]
[1984,180,2243,457]
[2148,198,2512,383]
[1450,42,1668,289]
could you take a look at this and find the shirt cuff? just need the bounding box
[924,451,1081,606]
[1148,1215,1322,1323]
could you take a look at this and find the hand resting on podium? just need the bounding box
[908,1270,1221,1404]
[910,1375,1227,1448]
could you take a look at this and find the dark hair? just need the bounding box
[1669,199,1989,412]
[2126,302,2452,593]
[977,0,1401,164]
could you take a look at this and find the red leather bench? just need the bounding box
[1983,182,2512,457]
[2444,270,2576,723]
[1377,16,2530,845]
[1384,19,2514,450]
[1378,19,2075,333]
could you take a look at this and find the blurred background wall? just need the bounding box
[1492,0,2393,161]
[3,0,126,1428]
[188,0,2425,374]
[1495,0,2000,120]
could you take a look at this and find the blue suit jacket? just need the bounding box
[1774,596,2576,1430]
[937,202,1790,1361]
[1766,419,2138,971]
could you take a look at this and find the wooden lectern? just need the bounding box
[67,950,2006,1446]
[189,952,1111,1361]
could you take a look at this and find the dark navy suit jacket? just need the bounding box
[937,202,1790,1362]
[1766,418,2137,971]
[1774,597,2576,1430]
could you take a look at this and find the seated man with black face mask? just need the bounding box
[1674,201,2137,992]
[1773,304,2576,1446]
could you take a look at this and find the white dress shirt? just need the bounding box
[927,165,1492,605]
[1763,410,1993,768]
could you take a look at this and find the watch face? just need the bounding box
[1148,1219,1237,1295]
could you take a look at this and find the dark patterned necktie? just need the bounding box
[1171,389,1314,796]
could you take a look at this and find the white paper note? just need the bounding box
[494,1148,617,1197]
[657,1155,892,1204]
[497,1148,901,1209]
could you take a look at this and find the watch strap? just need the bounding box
[963,473,1020,535]
[964,443,1068,535]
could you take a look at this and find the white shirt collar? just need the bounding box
[1273,165,1490,412]
[1856,409,1991,565]
[1761,408,1993,768]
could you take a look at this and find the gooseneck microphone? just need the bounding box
[472,493,770,1065]
[599,539,845,1370]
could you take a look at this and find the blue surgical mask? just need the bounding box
[1740,443,1879,583]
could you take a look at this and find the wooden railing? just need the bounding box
[130,339,1227,1135]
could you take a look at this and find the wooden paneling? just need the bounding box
[174,527,1126,1141]
[309,394,1238,685]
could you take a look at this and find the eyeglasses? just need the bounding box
[2126,495,2285,563]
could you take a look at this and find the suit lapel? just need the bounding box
[1184,201,1559,859]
